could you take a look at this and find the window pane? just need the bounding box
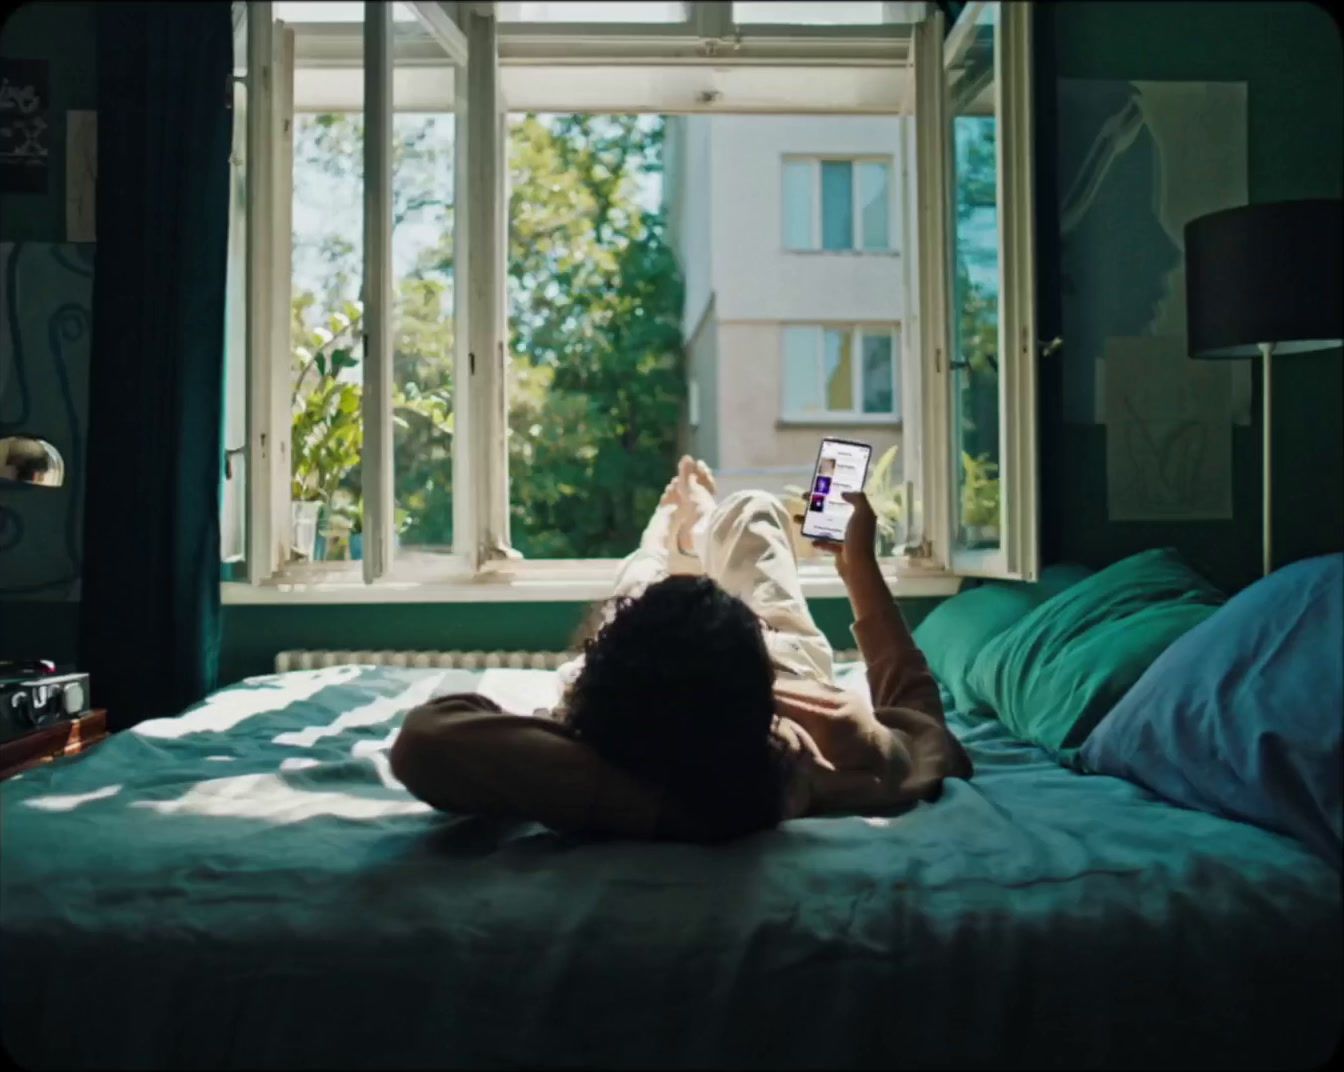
[782,326,820,413]
[858,161,888,250]
[498,2,686,22]
[291,110,365,563]
[820,160,853,251]
[506,113,684,560]
[948,3,1000,552]
[734,2,888,24]
[824,328,854,411]
[861,331,893,414]
[392,112,457,553]
[782,160,815,250]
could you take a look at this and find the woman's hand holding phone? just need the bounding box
[795,491,878,580]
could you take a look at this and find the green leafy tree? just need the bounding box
[289,111,684,559]
[504,114,684,558]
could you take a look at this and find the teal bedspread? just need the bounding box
[2,666,1339,1069]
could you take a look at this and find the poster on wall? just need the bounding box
[0,59,50,193]
[1102,336,1232,520]
[1058,80,1252,428]
[1057,79,1252,521]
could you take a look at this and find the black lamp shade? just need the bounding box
[1184,198,1343,359]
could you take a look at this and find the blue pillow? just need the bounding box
[1080,553,1344,865]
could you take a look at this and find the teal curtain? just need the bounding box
[80,2,231,730]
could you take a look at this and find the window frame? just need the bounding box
[225,0,1037,604]
[778,322,901,425]
[780,154,895,254]
[941,0,1038,581]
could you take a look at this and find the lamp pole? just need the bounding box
[1260,341,1273,578]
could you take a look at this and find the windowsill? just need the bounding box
[782,248,899,257]
[777,414,903,428]
[220,560,961,604]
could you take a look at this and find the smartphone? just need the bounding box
[800,437,873,542]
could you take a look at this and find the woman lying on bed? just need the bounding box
[390,457,972,842]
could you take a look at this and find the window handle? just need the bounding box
[1039,336,1063,358]
[224,445,246,480]
[949,354,998,374]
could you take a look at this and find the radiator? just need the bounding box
[274,648,864,673]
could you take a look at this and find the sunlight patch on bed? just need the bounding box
[22,784,124,811]
[475,668,565,714]
[133,666,363,739]
[271,674,441,749]
[128,770,432,824]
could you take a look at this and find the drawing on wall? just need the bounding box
[1058,79,1252,431]
[66,110,97,242]
[0,59,50,193]
[0,242,94,599]
[1102,336,1232,520]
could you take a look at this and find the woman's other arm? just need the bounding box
[390,694,667,836]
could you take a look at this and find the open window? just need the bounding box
[224,1,1038,602]
[940,0,1038,580]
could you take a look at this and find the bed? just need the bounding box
[3,652,1340,1070]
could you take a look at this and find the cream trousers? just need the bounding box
[557,491,835,689]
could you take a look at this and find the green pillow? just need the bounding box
[913,562,1094,713]
[964,547,1225,758]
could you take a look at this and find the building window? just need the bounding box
[781,157,890,252]
[781,325,899,421]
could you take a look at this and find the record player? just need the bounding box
[0,661,92,745]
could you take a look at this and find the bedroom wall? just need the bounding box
[4,1,1340,687]
[0,0,97,665]
[211,1,1344,682]
[1037,1,1344,595]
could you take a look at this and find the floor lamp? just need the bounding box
[1184,198,1343,577]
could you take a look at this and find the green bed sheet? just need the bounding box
[1,665,1339,1069]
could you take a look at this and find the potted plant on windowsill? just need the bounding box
[960,450,1000,548]
[291,297,364,562]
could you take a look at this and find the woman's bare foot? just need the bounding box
[670,455,717,556]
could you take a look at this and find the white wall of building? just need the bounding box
[705,114,909,325]
[665,116,716,339]
[667,113,909,500]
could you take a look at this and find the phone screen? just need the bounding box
[800,437,873,542]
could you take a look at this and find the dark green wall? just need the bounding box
[4,0,1341,687]
[1038,1,1344,594]
[0,2,97,667]
[217,597,943,683]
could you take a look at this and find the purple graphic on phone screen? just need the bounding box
[809,495,826,512]
[814,475,831,494]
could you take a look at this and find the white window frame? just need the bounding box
[225,0,1037,604]
[779,323,901,425]
[941,0,1038,581]
[780,155,894,254]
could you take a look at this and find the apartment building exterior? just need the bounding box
[664,113,910,500]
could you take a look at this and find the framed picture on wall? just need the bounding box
[0,59,50,194]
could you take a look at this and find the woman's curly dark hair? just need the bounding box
[560,574,787,841]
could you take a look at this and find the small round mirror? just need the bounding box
[0,436,66,488]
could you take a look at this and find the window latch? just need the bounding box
[1039,336,1063,358]
[224,445,246,480]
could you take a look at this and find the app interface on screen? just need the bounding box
[803,440,871,540]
